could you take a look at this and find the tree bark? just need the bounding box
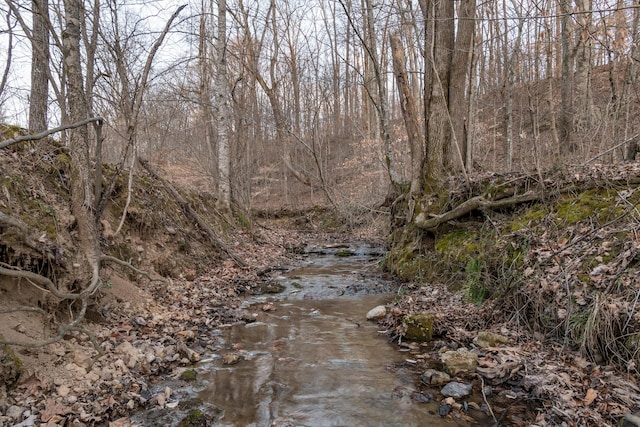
[61,0,101,293]
[29,0,50,133]
[449,0,476,171]
[390,33,423,194]
[559,0,576,155]
[215,0,232,215]
[424,0,454,186]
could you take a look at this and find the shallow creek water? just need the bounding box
[136,243,476,426]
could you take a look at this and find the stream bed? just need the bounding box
[134,242,478,426]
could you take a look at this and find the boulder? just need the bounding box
[366,305,387,320]
[402,313,434,342]
[441,348,478,376]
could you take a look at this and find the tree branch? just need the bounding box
[101,254,170,285]
[0,117,103,149]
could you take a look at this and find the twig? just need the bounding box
[480,376,498,424]
[579,133,640,166]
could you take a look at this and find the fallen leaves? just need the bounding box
[40,399,73,422]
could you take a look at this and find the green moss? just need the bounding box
[179,409,211,427]
[402,313,434,341]
[554,189,624,226]
[508,205,549,232]
[384,244,432,281]
[180,369,197,382]
[1,339,23,389]
[335,249,354,257]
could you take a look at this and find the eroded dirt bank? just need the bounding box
[2,141,640,426]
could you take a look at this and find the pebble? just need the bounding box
[438,403,451,417]
[421,369,451,386]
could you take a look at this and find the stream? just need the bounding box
[134,242,478,426]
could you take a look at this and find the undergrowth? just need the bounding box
[386,185,640,370]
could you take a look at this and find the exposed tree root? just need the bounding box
[415,191,541,230]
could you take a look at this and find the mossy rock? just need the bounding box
[402,313,434,342]
[178,409,211,427]
[180,369,197,382]
[1,340,23,389]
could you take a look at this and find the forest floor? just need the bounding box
[1,142,640,426]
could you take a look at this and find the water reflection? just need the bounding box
[200,297,468,426]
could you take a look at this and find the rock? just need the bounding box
[438,403,451,417]
[180,369,198,382]
[441,348,478,376]
[222,353,241,365]
[421,369,451,386]
[441,381,473,398]
[366,305,387,320]
[179,409,212,427]
[0,342,22,389]
[474,331,510,348]
[402,313,434,342]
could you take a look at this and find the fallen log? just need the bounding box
[414,191,542,231]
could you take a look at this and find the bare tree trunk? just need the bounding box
[449,0,476,172]
[574,0,593,134]
[215,0,231,215]
[390,33,423,194]
[424,0,454,186]
[29,0,50,133]
[623,0,640,160]
[198,0,216,179]
[559,0,576,156]
[61,0,100,288]
[502,0,524,172]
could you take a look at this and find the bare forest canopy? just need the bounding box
[0,0,637,212]
[0,0,639,351]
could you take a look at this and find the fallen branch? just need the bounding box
[414,191,542,231]
[138,158,247,267]
[101,254,171,285]
[0,117,103,149]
